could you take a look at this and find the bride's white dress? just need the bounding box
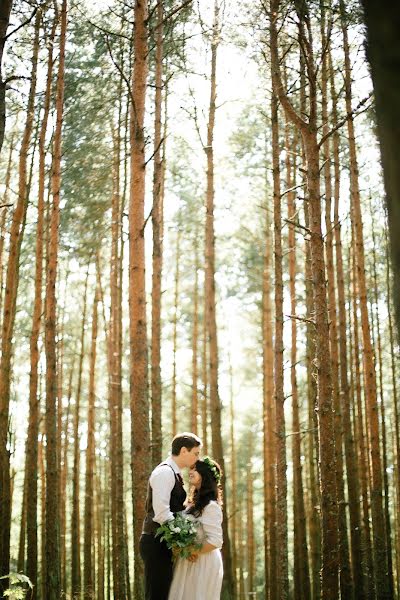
[168,500,224,600]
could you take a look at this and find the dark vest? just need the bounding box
[142,463,186,535]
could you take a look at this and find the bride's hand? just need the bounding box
[186,545,200,563]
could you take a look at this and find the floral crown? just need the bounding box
[202,456,221,485]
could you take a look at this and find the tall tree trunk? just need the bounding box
[246,449,255,595]
[0,0,13,155]
[0,133,14,316]
[0,10,40,588]
[108,99,127,600]
[25,13,56,595]
[84,284,99,599]
[39,433,46,600]
[269,3,339,597]
[130,0,150,595]
[201,292,208,455]
[71,269,90,599]
[339,5,389,596]
[44,1,67,596]
[270,87,288,600]
[151,0,164,467]
[350,234,375,597]
[329,48,364,598]
[61,362,73,596]
[228,360,238,598]
[191,227,199,434]
[172,229,180,436]
[262,170,276,600]
[371,215,394,597]
[96,465,105,600]
[360,0,400,341]
[319,14,352,592]
[286,123,310,600]
[204,3,234,596]
[384,226,400,577]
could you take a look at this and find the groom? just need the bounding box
[140,432,202,600]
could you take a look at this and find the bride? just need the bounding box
[168,457,224,600]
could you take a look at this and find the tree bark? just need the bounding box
[339,5,389,595]
[71,269,90,599]
[0,9,40,587]
[45,1,67,596]
[130,0,150,595]
[0,0,13,155]
[262,169,275,600]
[361,0,400,342]
[84,284,99,599]
[151,0,164,467]
[269,2,339,597]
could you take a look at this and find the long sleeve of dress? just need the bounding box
[201,501,223,549]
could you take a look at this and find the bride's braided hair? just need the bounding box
[187,458,223,517]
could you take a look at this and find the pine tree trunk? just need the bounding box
[320,20,352,592]
[201,293,208,455]
[262,174,275,600]
[361,0,400,341]
[0,10,40,586]
[72,270,90,599]
[0,134,14,316]
[151,0,164,467]
[0,0,13,155]
[339,5,389,596]
[109,105,127,600]
[44,2,67,596]
[228,361,238,598]
[96,465,105,600]
[384,227,400,580]
[39,434,47,600]
[84,285,99,599]
[246,452,255,595]
[25,14,56,596]
[371,217,394,597]
[286,123,310,600]
[61,364,73,596]
[204,3,234,595]
[130,0,150,595]
[304,190,321,600]
[172,230,180,436]
[191,228,199,434]
[350,236,375,597]
[270,87,288,599]
[270,3,339,596]
[329,49,364,597]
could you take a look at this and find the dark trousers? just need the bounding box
[139,533,173,600]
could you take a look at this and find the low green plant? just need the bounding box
[0,573,33,599]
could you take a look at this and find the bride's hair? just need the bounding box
[186,459,223,517]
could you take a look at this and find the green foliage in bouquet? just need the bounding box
[156,513,202,559]
[0,573,33,599]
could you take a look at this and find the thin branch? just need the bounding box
[318,92,373,148]
[280,182,304,198]
[144,136,164,166]
[5,7,38,41]
[283,217,311,236]
[152,0,193,31]
[285,313,315,326]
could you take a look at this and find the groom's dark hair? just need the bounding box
[171,432,202,456]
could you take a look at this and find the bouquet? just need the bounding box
[155,513,201,560]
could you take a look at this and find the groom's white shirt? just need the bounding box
[150,456,182,525]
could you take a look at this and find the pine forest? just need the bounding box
[0,0,399,598]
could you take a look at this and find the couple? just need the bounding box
[139,432,224,600]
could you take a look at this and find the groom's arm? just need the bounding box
[150,467,176,524]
